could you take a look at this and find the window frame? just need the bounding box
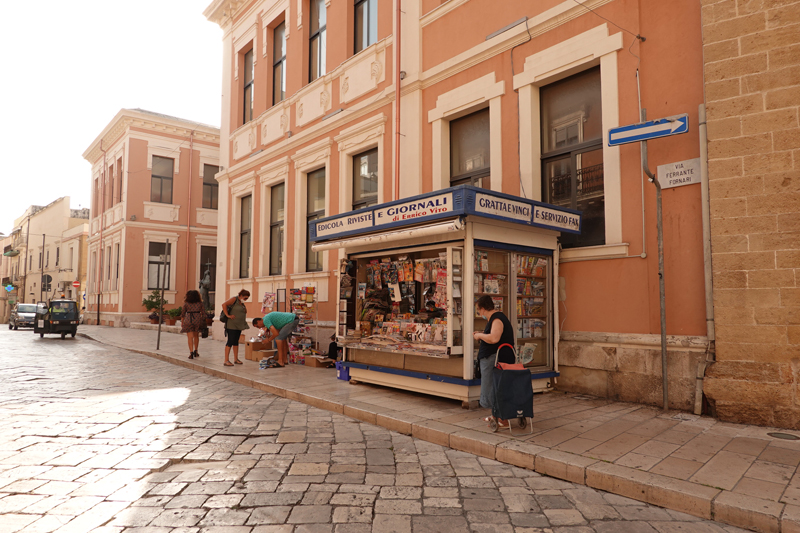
[114,243,120,291]
[273,21,287,106]
[239,194,252,279]
[354,0,378,54]
[269,183,285,276]
[449,108,491,188]
[513,25,624,257]
[306,168,326,272]
[352,147,379,210]
[116,157,123,204]
[150,155,174,204]
[202,164,220,210]
[539,66,605,249]
[147,241,171,291]
[242,48,255,124]
[199,244,217,309]
[309,0,327,83]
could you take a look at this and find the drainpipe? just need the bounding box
[97,140,106,326]
[641,109,668,411]
[394,0,401,201]
[184,130,194,295]
[694,103,716,415]
[21,215,30,304]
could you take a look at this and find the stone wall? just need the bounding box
[701,0,800,426]
[558,333,708,411]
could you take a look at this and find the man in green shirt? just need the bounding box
[252,311,299,367]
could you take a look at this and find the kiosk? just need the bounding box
[310,185,581,407]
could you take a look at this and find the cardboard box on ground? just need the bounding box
[245,339,274,361]
[305,355,336,368]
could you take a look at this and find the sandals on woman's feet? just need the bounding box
[497,419,510,428]
[234,360,243,364]
[482,416,493,423]
[224,361,234,366]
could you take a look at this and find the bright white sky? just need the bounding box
[0,0,222,236]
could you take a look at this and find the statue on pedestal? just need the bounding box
[198,269,212,311]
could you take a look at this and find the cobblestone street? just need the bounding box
[0,330,751,532]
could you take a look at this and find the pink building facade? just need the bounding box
[206,0,711,410]
[83,109,220,325]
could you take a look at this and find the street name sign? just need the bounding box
[658,158,701,189]
[608,113,689,146]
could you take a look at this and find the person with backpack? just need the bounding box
[220,289,250,366]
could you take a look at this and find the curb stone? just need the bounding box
[79,331,780,533]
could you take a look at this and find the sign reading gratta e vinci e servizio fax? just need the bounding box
[310,185,581,241]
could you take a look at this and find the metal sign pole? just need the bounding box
[640,109,668,411]
[156,240,169,351]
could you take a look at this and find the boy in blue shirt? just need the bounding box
[252,311,299,367]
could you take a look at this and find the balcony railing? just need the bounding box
[549,163,605,206]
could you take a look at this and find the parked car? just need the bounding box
[9,303,38,330]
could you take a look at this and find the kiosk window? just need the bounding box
[540,67,604,248]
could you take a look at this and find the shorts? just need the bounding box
[225,329,241,347]
[275,318,300,341]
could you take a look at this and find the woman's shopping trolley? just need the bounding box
[489,343,534,435]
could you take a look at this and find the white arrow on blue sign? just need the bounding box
[608,114,689,146]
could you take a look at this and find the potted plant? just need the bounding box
[142,290,167,323]
[206,308,215,326]
[164,307,182,326]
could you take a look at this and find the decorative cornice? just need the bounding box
[334,114,388,152]
[224,89,393,180]
[419,0,615,91]
[204,0,250,27]
[84,109,220,165]
[421,0,471,27]
[229,170,257,197]
[256,156,291,181]
[290,138,333,170]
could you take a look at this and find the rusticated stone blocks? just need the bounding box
[702,0,800,428]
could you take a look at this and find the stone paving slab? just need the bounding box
[73,325,800,533]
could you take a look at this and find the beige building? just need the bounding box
[7,198,89,308]
[702,0,800,427]
[83,109,220,325]
[0,235,15,323]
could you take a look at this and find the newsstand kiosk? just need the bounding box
[310,185,581,408]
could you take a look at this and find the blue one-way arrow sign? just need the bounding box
[608,113,689,146]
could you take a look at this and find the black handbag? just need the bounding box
[474,358,481,380]
[219,303,233,324]
[201,327,209,338]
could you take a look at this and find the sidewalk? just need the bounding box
[80,325,800,533]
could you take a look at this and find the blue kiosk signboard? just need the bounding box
[310,185,581,407]
[310,185,581,243]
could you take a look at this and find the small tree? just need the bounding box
[142,290,168,314]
